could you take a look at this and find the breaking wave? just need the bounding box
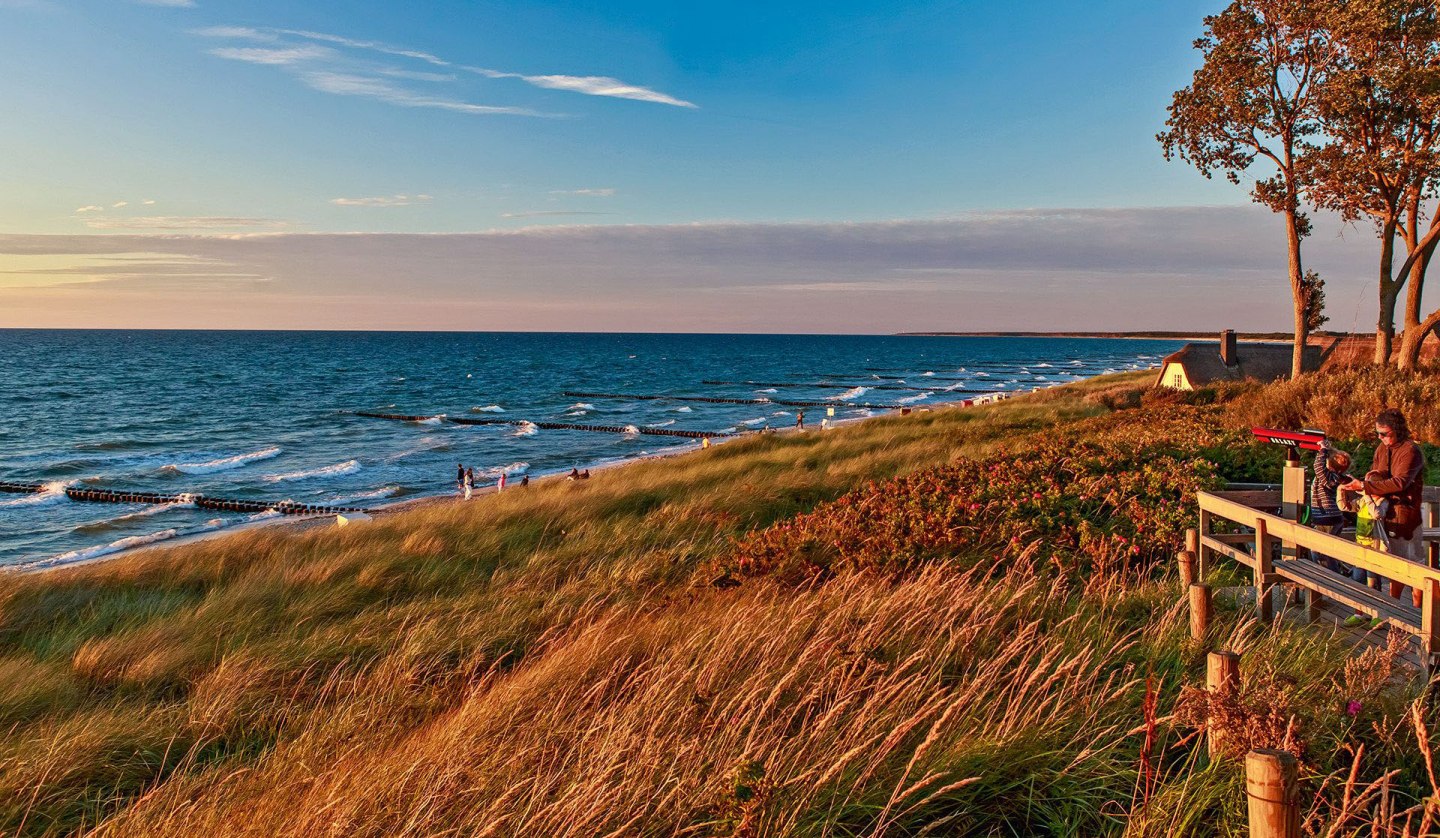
[835,386,870,401]
[264,460,361,483]
[513,422,539,437]
[163,446,281,475]
[471,405,505,413]
[0,481,70,508]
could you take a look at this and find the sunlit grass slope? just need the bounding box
[0,370,1435,836]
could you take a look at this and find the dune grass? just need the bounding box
[0,369,1434,836]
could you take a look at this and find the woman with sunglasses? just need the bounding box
[1342,408,1426,609]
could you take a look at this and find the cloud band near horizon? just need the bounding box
[0,206,1386,333]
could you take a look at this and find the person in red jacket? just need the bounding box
[1343,408,1426,608]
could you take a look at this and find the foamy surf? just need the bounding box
[897,392,932,404]
[834,386,870,401]
[264,460,361,483]
[483,462,529,477]
[164,446,281,475]
[740,417,769,426]
[674,406,693,413]
[513,422,539,437]
[0,481,70,508]
[646,419,677,427]
[756,388,779,394]
[73,495,198,532]
[471,405,505,413]
[327,486,400,505]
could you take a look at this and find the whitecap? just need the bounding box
[921,371,935,377]
[740,417,769,426]
[415,415,445,425]
[484,462,529,477]
[513,422,539,437]
[756,388,779,394]
[896,392,932,404]
[471,405,505,413]
[674,406,693,413]
[1035,363,1054,368]
[569,403,595,411]
[264,459,361,483]
[164,446,281,475]
[646,419,677,428]
[622,425,641,436]
[834,386,870,402]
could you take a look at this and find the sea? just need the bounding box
[0,331,1183,570]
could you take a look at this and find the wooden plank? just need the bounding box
[1199,492,1438,588]
[1423,578,1440,668]
[1273,560,1422,633]
[1201,535,1254,568]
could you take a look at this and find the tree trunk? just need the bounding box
[1398,309,1440,370]
[1285,208,1307,379]
[1397,231,1434,371]
[1376,222,1399,365]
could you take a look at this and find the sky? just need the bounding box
[0,0,1396,332]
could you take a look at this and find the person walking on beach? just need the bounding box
[463,467,475,501]
[796,409,805,430]
[456,463,465,495]
[497,471,507,492]
[1342,408,1425,611]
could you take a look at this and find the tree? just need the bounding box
[1305,0,1440,368]
[1160,0,1335,380]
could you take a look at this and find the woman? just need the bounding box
[1343,408,1425,609]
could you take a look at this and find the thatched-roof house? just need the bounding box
[1156,330,1320,390]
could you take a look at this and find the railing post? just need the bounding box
[1245,749,1300,838]
[1190,583,1213,642]
[1427,501,1438,571]
[1255,519,1274,623]
[1206,651,1241,759]
[1423,577,1440,677]
[1198,509,1213,579]
[1186,527,1199,557]
[1178,550,1197,588]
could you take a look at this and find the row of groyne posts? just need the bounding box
[0,481,369,516]
[1174,458,1440,837]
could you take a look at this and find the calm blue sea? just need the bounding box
[0,331,1182,569]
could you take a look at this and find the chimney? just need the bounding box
[1220,330,1238,366]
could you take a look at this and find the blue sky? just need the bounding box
[0,0,1380,331]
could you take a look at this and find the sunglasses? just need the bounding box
[1375,429,1394,439]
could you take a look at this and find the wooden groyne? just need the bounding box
[351,412,740,439]
[560,391,913,411]
[0,481,367,515]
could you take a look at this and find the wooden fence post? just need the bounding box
[1427,502,1438,570]
[1245,749,1300,838]
[1189,583,1213,643]
[1254,519,1274,624]
[1197,512,1212,579]
[1423,577,1440,677]
[1206,651,1241,759]
[1178,550,1197,588]
[1186,527,1199,557]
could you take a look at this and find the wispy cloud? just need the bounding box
[299,71,549,116]
[192,25,696,114]
[210,45,335,66]
[81,216,288,231]
[469,68,695,108]
[500,210,612,219]
[550,188,616,197]
[111,200,128,208]
[330,194,432,208]
[74,205,103,214]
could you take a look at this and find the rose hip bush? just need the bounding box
[726,406,1254,584]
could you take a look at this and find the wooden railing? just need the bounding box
[1195,488,1440,669]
